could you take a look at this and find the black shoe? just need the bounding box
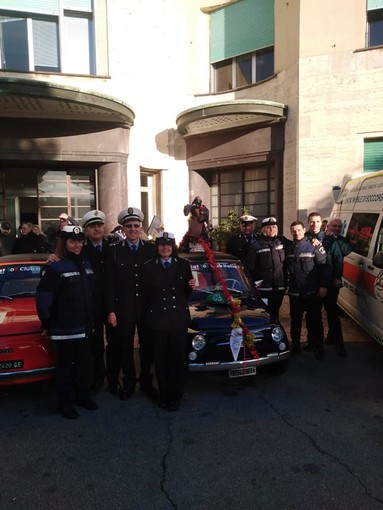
[120,388,135,401]
[60,405,79,419]
[314,348,324,361]
[336,345,347,357]
[302,344,314,352]
[141,385,158,401]
[108,383,121,395]
[158,400,168,410]
[91,379,105,393]
[76,397,98,410]
[290,345,301,356]
[167,400,180,412]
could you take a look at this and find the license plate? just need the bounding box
[229,366,256,378]
[0,360,24,370]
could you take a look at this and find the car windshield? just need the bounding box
[189,261,253,299]
[0,264,42,298]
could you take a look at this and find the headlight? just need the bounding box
[188,352,197,360]
[271,326,284,343]
[192,334,206,351]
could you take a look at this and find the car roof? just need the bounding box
[179,251,241,263]
[0,254,49,264]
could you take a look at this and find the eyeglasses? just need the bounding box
[124,223,140,229]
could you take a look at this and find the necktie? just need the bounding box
[131,245,137,252]
[246,235,252,243]
[164,261,170,269]
[95,244,102,252]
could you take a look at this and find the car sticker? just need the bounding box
[0,311,7,323]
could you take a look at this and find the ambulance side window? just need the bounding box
[374,218,383,256]
[345,212,379,257]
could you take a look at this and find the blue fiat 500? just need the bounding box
[182,251,290,379]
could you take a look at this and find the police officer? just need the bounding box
[226,214,257,262]
[286,221,330,359]
[143,232,194,411]
[36,225,98,419]
[106,207,157,400]
[246,217,289,320]
[81,209,111,391]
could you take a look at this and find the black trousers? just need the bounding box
[289,293,324,350]
[55,339,92,408]
[90,318,106,386]
[323,286,343,346]
[152,328,187,404]
[260,290,285,320]
[105,320,155,391]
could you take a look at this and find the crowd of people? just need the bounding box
[0,206,350,419]
[227,212,351,361]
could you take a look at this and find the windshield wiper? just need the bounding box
[8,292,36,297]
[0,295,13,301]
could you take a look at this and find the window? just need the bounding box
[0,1,95,74]
[210,166,276,225]
[140,170,162,233]
[38,169,96,233]
[367,6,383,47]
[363,138,383,172]
[213,48,274,92]
[346,213,379,257]
[210,0,274,92]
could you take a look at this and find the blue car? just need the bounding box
[182,251,290,379]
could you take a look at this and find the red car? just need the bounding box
[0,254,55,386]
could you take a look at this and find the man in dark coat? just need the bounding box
[106,207,157,400]
[286,221,330,360]
[226,214,257,262]
[81,209,111,391]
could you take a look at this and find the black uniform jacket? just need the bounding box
[226,233,256,262]
[143,257,193,332]
[286,237,330,296]
[36,253,96,341]
[246,235,289,292]
[106,239,156,322]
[83,238,111,318]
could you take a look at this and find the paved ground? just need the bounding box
[278,295,373,345]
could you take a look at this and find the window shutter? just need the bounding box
[0,0,59,15]
[210,0,274,63]
[367,0,383,11]
[63,0,92,13]
[364,139,383,172]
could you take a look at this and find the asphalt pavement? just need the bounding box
[1,300,382,510]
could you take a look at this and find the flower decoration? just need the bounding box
[197,238,258,358]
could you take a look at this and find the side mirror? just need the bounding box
[373,251,383,269]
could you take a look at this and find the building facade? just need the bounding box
[0,0,382,238]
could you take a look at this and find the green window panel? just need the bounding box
[364,139,383,172]
[210,0,274,63]
[368,0,383,11]
[0,1,59,15]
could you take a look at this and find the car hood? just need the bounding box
[0,298,41,335]
[188,297,271,331]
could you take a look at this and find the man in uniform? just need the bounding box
[106,207,157,400]
[226,214,257,262]
[246,217,289,320]
[81,209,110,391]
[286,221,330,359]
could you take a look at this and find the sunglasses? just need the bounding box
[124,223,140,229]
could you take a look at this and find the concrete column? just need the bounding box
[98,161,128,232]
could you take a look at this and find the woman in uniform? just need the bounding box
[36,225,98,419]
[143,231,194,411]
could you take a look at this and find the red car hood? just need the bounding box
[0,297,41,336]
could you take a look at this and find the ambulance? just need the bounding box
[331,170,383,346]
